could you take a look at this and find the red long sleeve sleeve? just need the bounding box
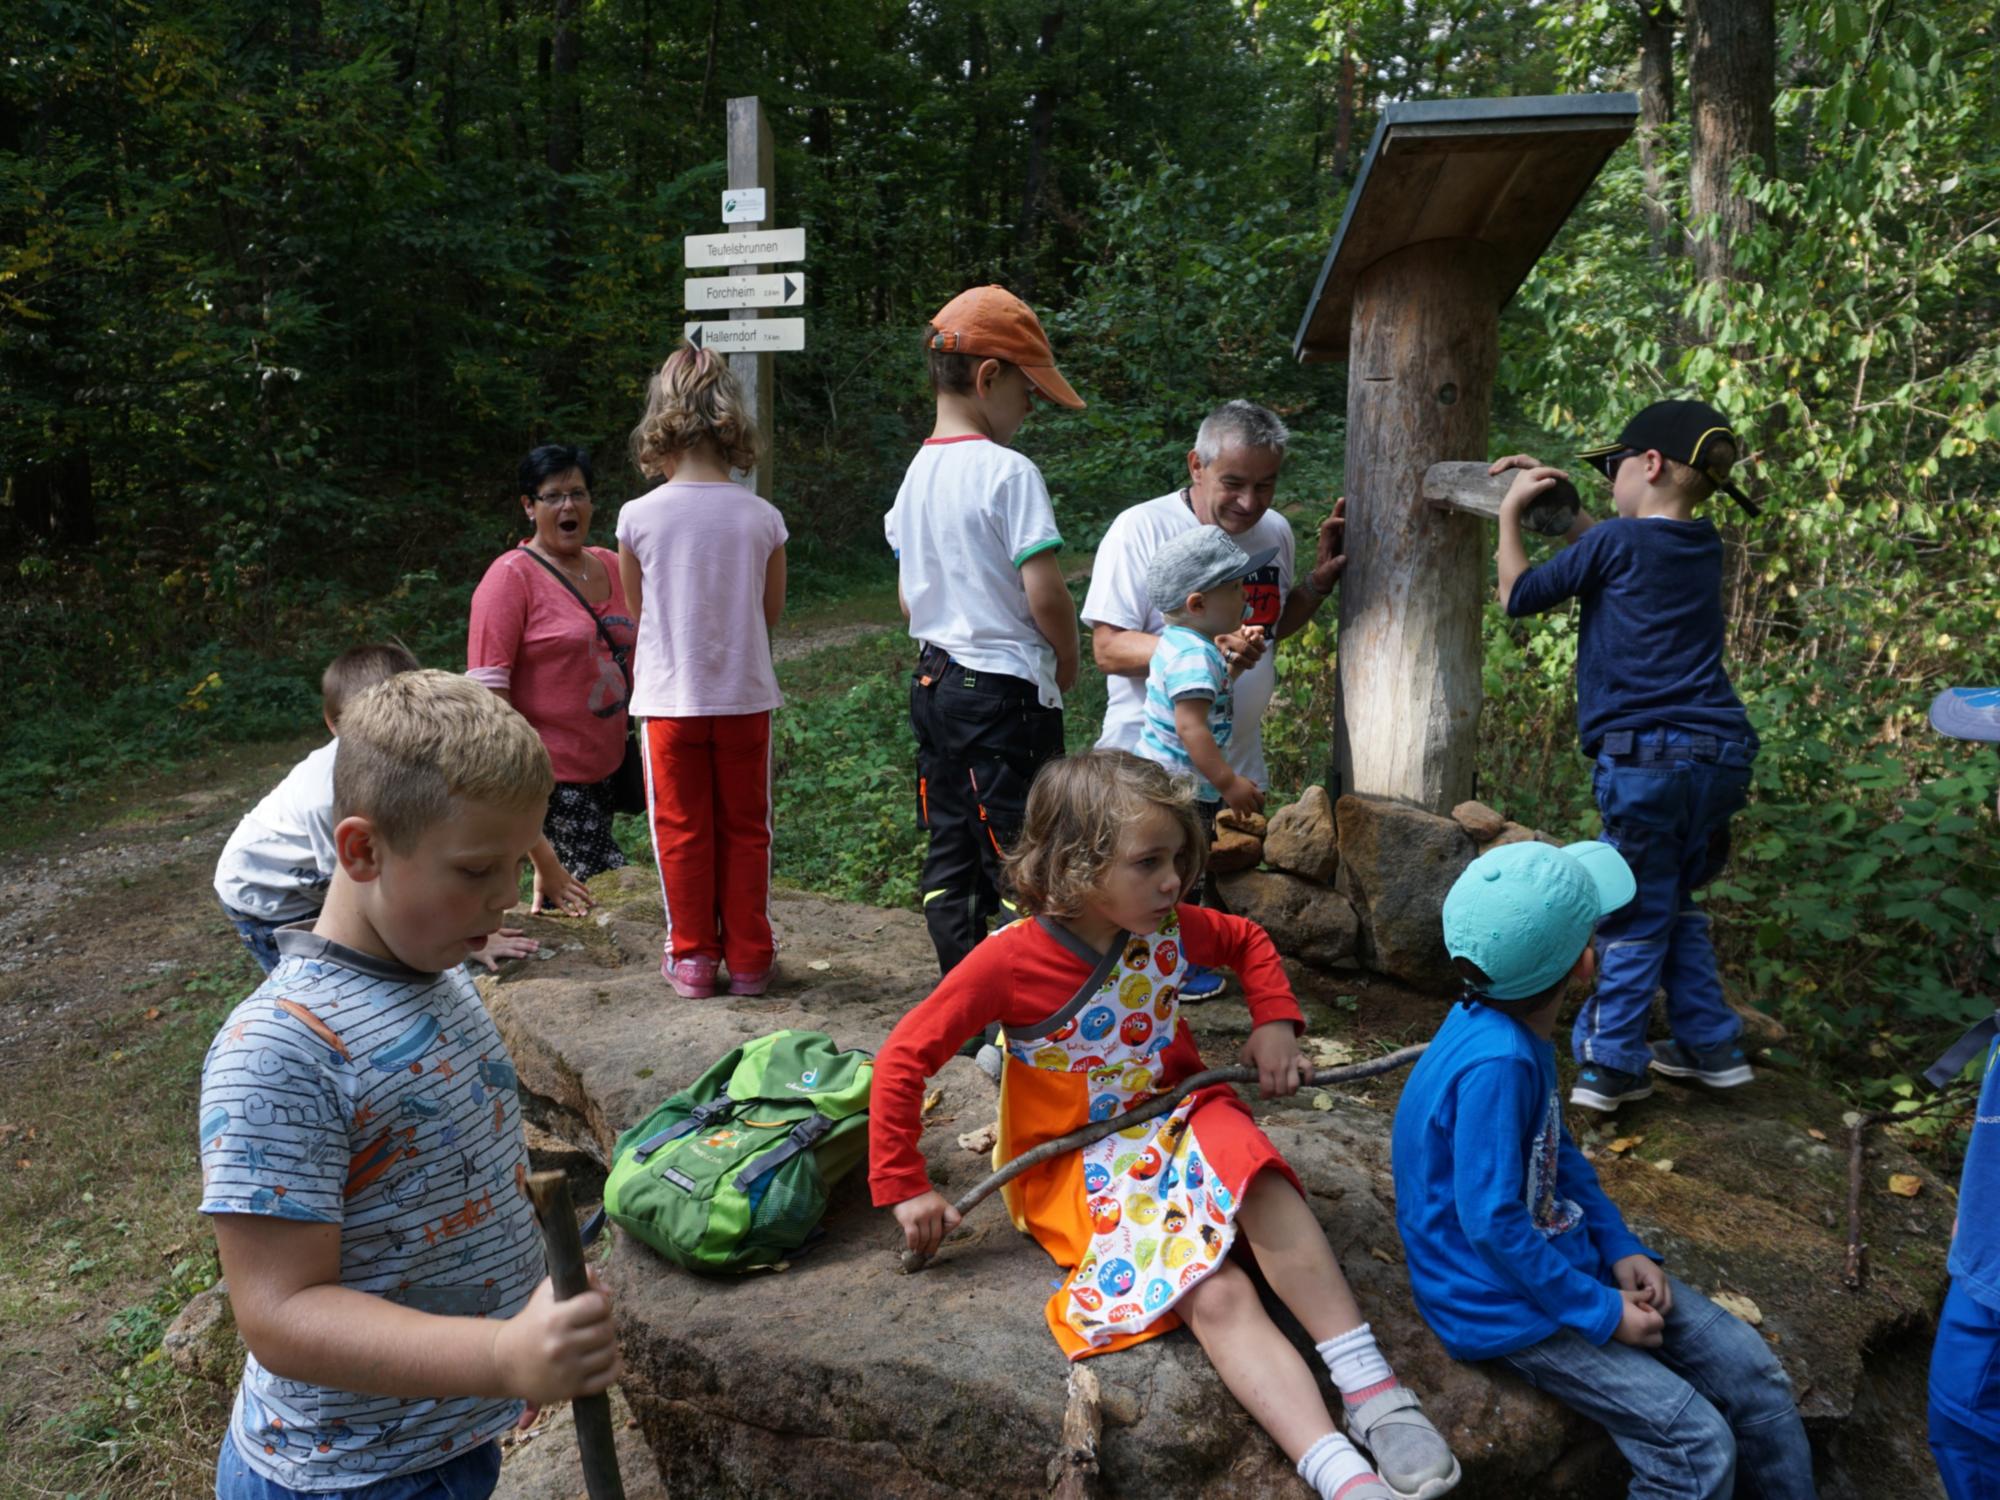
[1175,905,1305,1035]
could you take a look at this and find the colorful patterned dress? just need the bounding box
[869,904,1303,1360]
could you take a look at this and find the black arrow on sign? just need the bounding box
[687,323,704,350]
[784,276,799,304]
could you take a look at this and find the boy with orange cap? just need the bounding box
[886,285,1085,978]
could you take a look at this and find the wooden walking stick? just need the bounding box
[525,1171,626,1500]
[900,1045,1427,1273]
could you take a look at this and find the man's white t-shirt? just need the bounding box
[1081,491,1295,786]
[884,436,1065,708]
[213,739,341,921]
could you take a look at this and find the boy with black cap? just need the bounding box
[1134,524,1279,827]
[1923,685,2000,1496]
[1490,400,1763,1112]
[1392,840,1816,1499]
[886,285,1085,977]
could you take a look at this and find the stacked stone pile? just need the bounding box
[1213,788,1556,988]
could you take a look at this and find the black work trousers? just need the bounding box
[909,654,1064,975]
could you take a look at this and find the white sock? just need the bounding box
[1317,1322,1395,1403]
[1296,1431,1378,1499]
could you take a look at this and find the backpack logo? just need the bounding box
[786,1068,822,1092]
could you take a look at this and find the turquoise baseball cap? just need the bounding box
[1442,840,1637,1001]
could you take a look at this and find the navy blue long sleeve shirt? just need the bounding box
[1391,1001,1656,1360]
[1507,516,1756,757]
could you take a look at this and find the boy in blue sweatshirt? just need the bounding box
[1491,400,1761,1112]
[1392,840,1815,1500]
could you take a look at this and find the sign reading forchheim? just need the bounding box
[683,227,805,269]
[684,273,805,311]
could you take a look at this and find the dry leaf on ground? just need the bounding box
[1608,1135,1644,1154]
[1807,1128,1827,1141]
[921,1091,942,1116]
[1711,1291,1763,1326]
[807,959,832,971]
[1651,1158,1675,1173]
[1887,1173,1923,1198]
[1310,1091,1334,1112]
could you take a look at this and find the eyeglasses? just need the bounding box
[534,489,591,506]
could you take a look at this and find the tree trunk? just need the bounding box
[1333,241,1496,812]
[1015,9,1064,297]
[498,0,527,160]
[1637,1,1677,258]
[699,0,722,118]
[546,0,581,175]
[1686,0,1774,289]
[1333,52,1356,182]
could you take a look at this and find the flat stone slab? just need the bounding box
[483,870,1949,1499]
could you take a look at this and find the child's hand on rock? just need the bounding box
[893,1190,961,1258]
[1218,773,1265,818]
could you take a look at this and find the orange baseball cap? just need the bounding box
[928,286,1085,410]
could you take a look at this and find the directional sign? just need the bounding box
[684,273,805,312]
[684,318,805,354]
[683,227,805,269]
[722,187,766,223]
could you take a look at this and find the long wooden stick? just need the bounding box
[900,1045,1427,1273]
[526,1171,626,1500]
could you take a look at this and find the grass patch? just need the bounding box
[0,955,256,1494]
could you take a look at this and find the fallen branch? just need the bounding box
[1843,1088,1968,1290]
[900,1045,1427,1273]
[1046,1363,1103,1499]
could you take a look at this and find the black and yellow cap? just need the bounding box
[1578,399,1759,517]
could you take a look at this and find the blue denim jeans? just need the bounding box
[1931,1278,2000,1499]
[1574,730,1756,1077]
[223,905,288,976]
[215,1429,501,1500]
[1497,1275,1815,1499]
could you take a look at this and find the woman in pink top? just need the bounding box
[468,444,637,914]
[618,346,788,998]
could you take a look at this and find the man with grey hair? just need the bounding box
[1082,400,1345,994]
[1084,399,1345,787]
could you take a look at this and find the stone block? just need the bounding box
[1334,794,1476,989]
[162,1281,240,1385]
[1215,869,1359,969]
[1262,786,1338,884]
[1450,799,1507,843]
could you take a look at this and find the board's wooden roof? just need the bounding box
[1293,94,1638,364]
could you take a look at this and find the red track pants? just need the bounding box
[639,712,774,975]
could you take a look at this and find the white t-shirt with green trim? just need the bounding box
[884,435,1065,708]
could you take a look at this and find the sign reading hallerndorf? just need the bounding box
[683,318,805,353]
[683,227,805,269]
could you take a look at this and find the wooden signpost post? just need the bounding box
[1293,94,1638,813]
[678,95,806,502]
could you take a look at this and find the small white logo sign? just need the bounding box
[722,187,767,223]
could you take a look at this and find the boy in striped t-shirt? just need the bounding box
[1135,526,1276,830]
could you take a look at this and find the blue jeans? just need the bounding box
[223,906,288,975]
[1931,1279,2000,1499]
[215,1429,501,1499]
[1574,730,1755,1077]
[1497,1275,1815,1499]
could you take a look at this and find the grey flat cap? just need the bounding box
[1146,525,1279,614]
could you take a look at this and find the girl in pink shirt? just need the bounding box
[617,346,788,998]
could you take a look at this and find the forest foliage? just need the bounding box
[4,0,1998,1090]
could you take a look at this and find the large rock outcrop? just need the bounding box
[484,870,1952,1500]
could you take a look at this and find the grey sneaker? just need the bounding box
[1569,1062,1654,1112]
[1343,1386,1461,1500]
[1650,1037,1754,1088]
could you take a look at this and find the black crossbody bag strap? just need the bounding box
[517,546,633,710]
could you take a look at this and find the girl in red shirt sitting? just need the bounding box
[870,750,1459,1500]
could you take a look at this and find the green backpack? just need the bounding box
[603,1030,873,1273]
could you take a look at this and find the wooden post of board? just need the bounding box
[726,95,775,500]
[1293,95,1639,811]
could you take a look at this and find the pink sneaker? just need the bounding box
[727,969,770,996]
[663,955,717,998]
